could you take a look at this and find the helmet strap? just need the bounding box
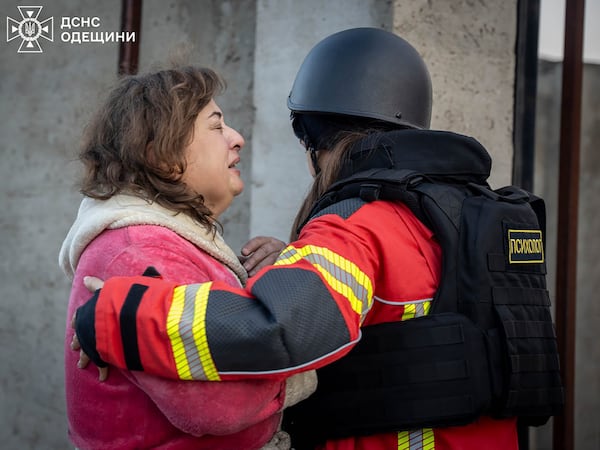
[292,113,322,175]
[309,147,321,175]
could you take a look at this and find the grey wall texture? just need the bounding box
[0,0,597,449]
[393,0,517,188]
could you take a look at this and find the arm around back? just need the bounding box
[76,211,381,381]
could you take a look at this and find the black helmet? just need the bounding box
[288,27,432,130]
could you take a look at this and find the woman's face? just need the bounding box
[182,99,245,218]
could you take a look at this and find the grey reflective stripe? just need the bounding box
[398,428,435,450]
[275,244,373,318]
[177,284,208,380]
[415,301,427,317]
[409,430,421,450]
[277,247,297,261]
[303,251,369,310]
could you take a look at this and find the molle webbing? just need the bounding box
[284,155,563,442]
[283,313,493,448]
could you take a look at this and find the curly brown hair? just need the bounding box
[79,66,225,232]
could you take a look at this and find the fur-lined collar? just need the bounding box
[59,194,247,284]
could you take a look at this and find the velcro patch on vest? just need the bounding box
[507,229,544,264]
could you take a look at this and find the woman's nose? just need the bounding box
[227,126,245,150]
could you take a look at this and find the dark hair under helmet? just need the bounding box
[287,27,432,130]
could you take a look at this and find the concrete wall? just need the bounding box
[0,0,597,448]
[393,0,517,188]
[1,1,119,448]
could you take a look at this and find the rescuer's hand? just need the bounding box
[240,236,287,277]
[70,276,109,382]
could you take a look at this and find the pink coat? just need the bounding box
[61,197,290,449]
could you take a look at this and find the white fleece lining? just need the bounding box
[58,194,247,285]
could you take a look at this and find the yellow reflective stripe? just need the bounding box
[167,285,192,380]
[423,301,431,315]
[397,428,435,450]
[402,303,417,320]
[423,428,435,450]
[167,284,220,381]
[275,244,373,316]
[191,282,220,381]
[398,431,409,450]
[274,247,303,266]
[401,300,432,321]
[314,262,364,317]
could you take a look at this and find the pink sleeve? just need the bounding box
[106,231,286,435]
[126,371,285,436]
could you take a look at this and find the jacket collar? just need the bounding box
[338,129,491,185]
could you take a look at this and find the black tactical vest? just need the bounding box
[283,130,563,448]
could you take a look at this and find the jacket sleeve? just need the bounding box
[76,213,379,381]
[125,370,286,436]
[99,238,290,435]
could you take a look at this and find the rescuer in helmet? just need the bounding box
[72,28,559,450]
